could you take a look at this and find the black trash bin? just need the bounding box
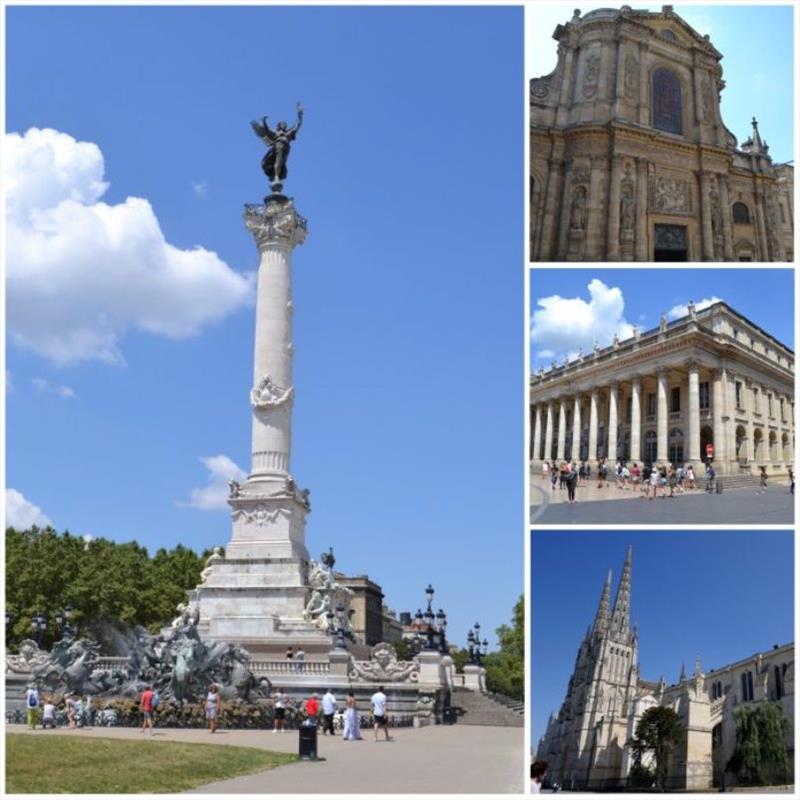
[716,479,723,494]
[298,723,318,760]
[442,707,456,725]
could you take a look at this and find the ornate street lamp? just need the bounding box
[55,605,76,639]
[467,623,484,665]
[436,609,448,654]
[30,612,47,647]
[5,611,14,646]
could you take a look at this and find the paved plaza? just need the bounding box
[9,724,523,794]
[531,481,794,524]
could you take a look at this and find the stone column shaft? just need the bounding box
[712,370,727,469]
[607,383,619,463]
[544,402,555,462]
[532,404,543,462]
[657,370,668,463]
[687,362,701,464]
[572,396,582,462]
[557,399,567,462]
[699,172,715,261]
[719,176,735,260]
[588,390,599,465]
[754,189,769,261]
[606,157,622,260]
[630,378,642,463]
[635,159,648,261]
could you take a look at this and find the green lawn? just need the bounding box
[6,734,297,794]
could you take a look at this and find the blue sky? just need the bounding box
[530,268,795,368]
[527,3,794,162]
[531,530,795,744]
[4,6,524,645]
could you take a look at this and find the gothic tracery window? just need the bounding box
[652,68,683,135]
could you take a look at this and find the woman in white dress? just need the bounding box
[342,691,361,740]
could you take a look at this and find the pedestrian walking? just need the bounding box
[305,693,320,726]
[294,646,305,673]
[321,689,337,735]
[566,462,578,504]
[205,684,221,734]
[542,460,550,483]
[789,468,795,495]
[25,684,40,729]
[285,646,294,663]
[686,464,696,490]
[342,691,362,741]
[597,459,605,488]
[139,685,155,735]
[758,465,767,494]
[705,463,716,493]
[631,463,641,491]
[371,685,391,741]
[578,461,586,483]
[550,464,558,492]
[272,688,288,733]
[648,466,658,501]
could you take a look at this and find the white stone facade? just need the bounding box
[530,302,794,476]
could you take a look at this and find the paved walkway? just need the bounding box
[9,723,523,794]
[532,483,794,524]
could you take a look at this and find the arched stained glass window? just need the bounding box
[652,68,683,135]
[732,202,751,224]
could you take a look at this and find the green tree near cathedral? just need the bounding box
[482,595,524,700]
[628,706,686,791]
[5,526,213,652]
[725,703,792,787]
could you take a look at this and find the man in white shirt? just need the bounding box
[272,688,288,733]
[370,685,391,741]
[42,698,56,729]
[321,690,337,735]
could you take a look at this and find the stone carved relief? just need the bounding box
[582,52,600,99]
[199,547,223,585]
[303,558,355,634]
[654,177,690,213]
[619,179,635,242]
[250,375,294,409]
[244,202,307,250]
[571,169,591,184]
[531,80,550,100]
[348,643,419,683]
[701,77,715,121]
[231,505,292,526]
[623,53,639,101]
[6,639,49,674]
[569,186,587,231]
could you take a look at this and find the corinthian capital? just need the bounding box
[244,200,307,250]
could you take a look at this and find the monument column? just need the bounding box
[607,382,619,464]
[656,369,668,464]
[544,401,555,463]
[532,403,543,462]
[588,389,599,466]
[687,360,701,464]
[557,398,567,462]
[572,394,582,463]
[630,376,642,463]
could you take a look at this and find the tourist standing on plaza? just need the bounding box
[758,465,768,494]
[705,463,716,493]
[305,692,320,725]
[647,466,659,500]
[371,685,391,742]
[566,463,578,503]
[321,689,337,735]
[550,464,558,492]
[206,684,221,733]
[25,684,39,729]
[65,692,77,728]
[272,688,288,733]
[578,461,586,483]
[139,685,155,735]
[789,468,794,495]
[342,691,362,740]
[42,697,56,729]
[294,646,305,673]
[631,463,641,490]
[542,460,550,483]
[530,760,548,794]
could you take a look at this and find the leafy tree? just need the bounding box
[450,647,469,673]
[483,595,524,700]
[392,638,415,661]
[628,706,685,790]
[5,526,208,652]
[726,702,792,787]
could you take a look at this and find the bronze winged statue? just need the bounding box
[251,102,303,191]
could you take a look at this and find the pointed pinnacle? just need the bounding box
[592,569,612,633]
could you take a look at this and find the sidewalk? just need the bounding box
[9,723,523,794]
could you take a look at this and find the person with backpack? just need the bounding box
[25,684,40,729]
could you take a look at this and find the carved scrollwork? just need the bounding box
[250,375,294,409]
[244,202,307,250]
[348,642,419,683]
[582,52,600,99]
[231,505,291,526]
[531,80,550,100]
[6,639,49,674]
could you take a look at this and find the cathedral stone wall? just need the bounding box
[530,5,794,262]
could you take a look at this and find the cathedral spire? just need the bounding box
[679,661,686,682]
[592,569,612,633]
[610,545,633,636]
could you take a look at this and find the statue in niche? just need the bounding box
[623,53,639,101]
[710,193,723,235]
[619,180,635,241]
[570,186,587,231]
[250,103,304,190]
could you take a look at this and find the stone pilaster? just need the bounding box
[589,389,599,466]
[544,401,555,462]
[699,172,714,261]
[711,369,727,469]
[657,370,668,464]
[532,404,543,462]
[718,176,735,260]
[634,158,648,261]
[606,156,622,260]
[630,377,642,463]
[557,398,568,462]
[607,383,618,463]
[572,395,582,463]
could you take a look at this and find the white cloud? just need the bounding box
[182,454,247,511]
[530,279,636,362]
[667,296,723,321]
[5,488,54,529]
[192,180,209,198]
[32,377,76,398]
[5,128,253,365]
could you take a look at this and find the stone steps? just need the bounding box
[450,687,524,727]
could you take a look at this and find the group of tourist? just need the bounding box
[24,683,92,730]
[285,645,306,672]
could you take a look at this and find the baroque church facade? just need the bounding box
[529,301,795,477]
[530,5,794,262]
[536,547,795,790]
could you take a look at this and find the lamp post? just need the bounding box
[30,612,47,647]
[5,611,14,646]
[436,608,448,654]
[467,623,484,665]
[55,605,76,640]
[420,584,447,652]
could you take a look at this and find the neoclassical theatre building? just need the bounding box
[529,301,794,476]
[536,548,795,790]
[530,5,794,261]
